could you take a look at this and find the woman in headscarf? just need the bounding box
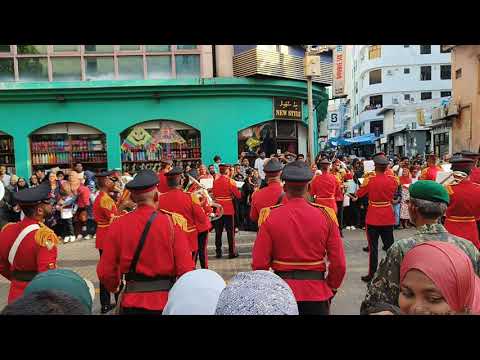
[399,241,480,315]
[399,166,412,229]
[163,269,226,315]
[215,271,298,315]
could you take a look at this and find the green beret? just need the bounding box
[24,269,94,313]
[409,180,450,205]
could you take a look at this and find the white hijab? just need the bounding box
[163,269,226,315]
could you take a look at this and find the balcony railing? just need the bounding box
[233,49,333,85]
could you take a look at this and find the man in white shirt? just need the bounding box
[0,166,11,187]
[254,152,266,184]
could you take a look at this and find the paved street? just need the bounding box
[0,228,416,314]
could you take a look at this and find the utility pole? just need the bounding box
[307,64,315,165]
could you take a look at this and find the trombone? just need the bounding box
[185,175,224,221]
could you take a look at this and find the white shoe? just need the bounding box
[346,226,351,230]
[351,226,356,230]
[75,234,83,241]
[63,237,69,244]
[84,234,92,241]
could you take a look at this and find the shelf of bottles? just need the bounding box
[121,131,201,173]
[30,133,107,171]
[0,136,15,175]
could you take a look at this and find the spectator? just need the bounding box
[239,158,251,178]
[0,166,11,187]
[213,155,221,174]
[399,167,412,229]
[1,290,90,315]
[16,177,29,191]
[74,163,84,180]
[254,151,267,186]
[34,169,46,184]
[5,175,20,222]
[241,168,258,231]
[29,174,39,188]
[44,171,61,232]
[69,171,92,241]
[56,171,65,182]
[163,269,226,315]
[57,182,77,243]
[232,164,245,182]
[199,164,214,181]
[399,241,480,315]
[296,154,304,162]
[215,271,299,315]
[208,164,217,178]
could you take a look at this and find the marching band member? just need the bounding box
[157,159,173,194]
[309,158,341,215]
[419,153,443,181]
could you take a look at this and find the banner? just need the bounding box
[333,45,346,98]
[327,111,341,130]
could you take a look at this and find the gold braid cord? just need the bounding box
[1,222,15,232]
[258,204,282,227]
[191,192,201,205]
[159,209,188,232]
[35,223,59,250]
[100,193,114,211]
[309,202,339,226]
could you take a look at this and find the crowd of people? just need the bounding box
[1,147,480,316]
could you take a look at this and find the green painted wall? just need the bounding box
[0,78,328,178]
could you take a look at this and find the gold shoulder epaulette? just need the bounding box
[388,174,400,186]
[190,192,201,205]
[159,209,188,232]
[258,204,282,227]
[100,194,114,211]
[309,202,339,226]
[445,184,454,195]
[35,223,58,250]
[1,222,15,232]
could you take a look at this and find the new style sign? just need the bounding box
[333,45,346,98]
[273,97,302,121]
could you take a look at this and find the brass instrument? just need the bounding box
[186,175,224,221]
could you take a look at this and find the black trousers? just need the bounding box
[98,250,123,308]
[297,301,330,315]
[214,215,236,255]
[195,231,209,269]
[336,201,344,231]
[344,202,360,227]
[233,199,241,230]
[60,218,74,237]
[366,225,394,276]
[120,307,164,315]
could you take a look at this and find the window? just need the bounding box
[404,68,410,74]
[434,132,449,157]
[0,59,14,81]
[18,58,49,81]
[85,45,114,53]
[177,45,197,50]
[17,45,48,55]
[53,45,79,52]
[368,45,381,60]
[0,45,11,53]
[404,45,410,48]
[146,45,171,52]
[369,95,383,108]
[440,65,451,80]
[440,46,452,53]
[421,92,432,100]
[85,57,115,81]
[420,45,431,54]
[118,56,144,80]
[404,94,411,101]
[119,45,141,51]
[392,97,399,104]
[421,66,431,81]
[441,91,452,98]
[147,56,172,79]
[369,69,382,85]
[52,58,82,81]
[456,68,462,79]
[175,54,200,78]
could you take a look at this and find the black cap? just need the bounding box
[318,159,331,166]
[373,155,389,166]
[96,170,115,178]
[281,161,313,183]
[164,166,184,177]
[160,159,173,165]
[264,158,283,173]
[461,150,480,159]
[125,170,159,192]
[13,182,51,205]
[450,156,475,171]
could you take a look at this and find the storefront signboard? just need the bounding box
[273,97,302,121]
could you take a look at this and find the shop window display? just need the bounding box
[120,121,201,174]
[0,134,15,175]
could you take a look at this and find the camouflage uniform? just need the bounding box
[360,223,480,314]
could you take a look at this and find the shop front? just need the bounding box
[0,78,328,178]
[0,131,15,175]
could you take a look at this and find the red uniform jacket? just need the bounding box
[356,172,399,226]
[157,170,170,194]
[93,191,124,250]
[331,171,344,202]
[252,198,346,302]
[419,165,442,181]
[185,183,213,233]
[309,172,340,213]
[0,218,58,303]
[212,175,241,216]
[470,168,480,185]
[250,181,286,223]
[97,205,195,311]
[445,180,480,248]
[157,188,208,252]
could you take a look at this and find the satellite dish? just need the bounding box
[0,182,4,202]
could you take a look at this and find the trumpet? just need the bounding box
[186,175,224,221]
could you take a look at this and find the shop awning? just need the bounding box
[328,133,379,147]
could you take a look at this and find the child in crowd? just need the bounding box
[57,182,77,243]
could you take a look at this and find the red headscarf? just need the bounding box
[399,168,412,186]
[400,241,480,314]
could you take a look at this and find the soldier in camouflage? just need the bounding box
[360,180,480,315]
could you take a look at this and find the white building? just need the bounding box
[348,45,452,139]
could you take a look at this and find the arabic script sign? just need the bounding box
[273,97,303,121]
